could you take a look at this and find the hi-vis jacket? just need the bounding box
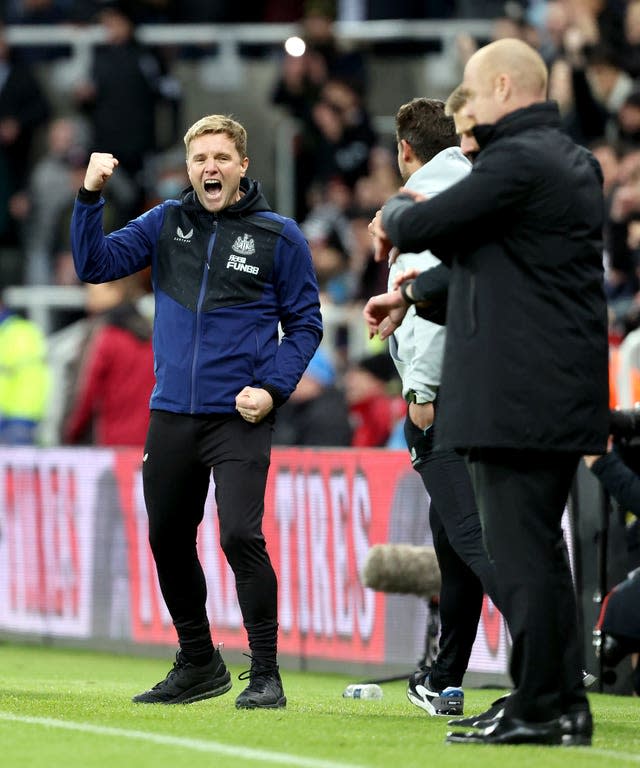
[71,178,323,414]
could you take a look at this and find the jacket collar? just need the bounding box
[181,176,272,216]
[473,101,561,150]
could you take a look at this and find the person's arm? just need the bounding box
[570,66,609,142]
[381,141,531,263]
[589,450,640,514]
[400,262,451,308]
[71,152,159,282]
[263,221,323,404]
[363,261,450,339]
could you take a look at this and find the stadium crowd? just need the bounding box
[1,0,640,447]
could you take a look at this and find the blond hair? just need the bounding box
[183,115,247,159]
[445,85,472,117]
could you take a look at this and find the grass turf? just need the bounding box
[0,643,639,768]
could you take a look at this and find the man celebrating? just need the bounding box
[365,39,608,746]
[71,115,322,709]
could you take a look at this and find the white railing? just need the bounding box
[2,19,493,342]
[6,19,494,54]
[2,282,370,363]
[2,285,86,336]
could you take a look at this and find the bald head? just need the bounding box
[462,38,548,125]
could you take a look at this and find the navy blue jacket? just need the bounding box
[71,178,323,414]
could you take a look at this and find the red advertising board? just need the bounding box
[0,446,512,676]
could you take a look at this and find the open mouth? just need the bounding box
[203,179,222,199]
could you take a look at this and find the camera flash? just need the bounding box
[285,36,306,57]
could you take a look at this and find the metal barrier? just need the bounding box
[5,19,494,57]
[2,284,86,336]
[1,282,370,366]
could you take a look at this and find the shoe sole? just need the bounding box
[235,695,287,710]
[562,733,592,747]
[446,731,562,745]
[132,672,232,704]
[407,688,462,717]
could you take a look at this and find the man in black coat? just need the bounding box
[364,38,609,746]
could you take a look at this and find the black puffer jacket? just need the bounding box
[383,102,609,453]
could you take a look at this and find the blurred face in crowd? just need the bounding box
[544,1,570,46]
[343,367,386,405]
[100,8,134,45]
[617,149,640,185]
[618,101,640,140]
[187,132,248,213]
[86,281,127,314]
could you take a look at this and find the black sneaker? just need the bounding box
[132,649,232,704]
[447,693,509,727]
[407,668,464,716]
[235,663,287,709]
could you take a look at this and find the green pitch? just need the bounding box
[0,643,638,767]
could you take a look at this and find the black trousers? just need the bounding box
[405,415,499,689]
[142,409,278,666]
[467,449,589,722]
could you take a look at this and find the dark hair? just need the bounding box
[395,98,458,164]
[584,44,621,70]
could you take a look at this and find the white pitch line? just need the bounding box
[4,712,639,765]
[0,712,368,768]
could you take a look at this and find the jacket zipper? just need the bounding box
[190,223,217,412]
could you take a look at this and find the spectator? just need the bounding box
[591,139,620,198]
[617,0,640,79]
[346,204,389,302]
[617,90,640,147]
[270,0,367,219]
[344,352,404,447]
[72,2,182,214]
[12,115,91,285]
[310,77,378,191]
[603,147,640,333]
[63,275,154,446]
[535,0,572,66]
[0,22,50,259]
[304,218,352,305]
[294,1,366,93]
[18,129,138,290]
[556,33,629,147]
[143,145,190,207]
[0,293,50,444]
[272,346,351,446]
